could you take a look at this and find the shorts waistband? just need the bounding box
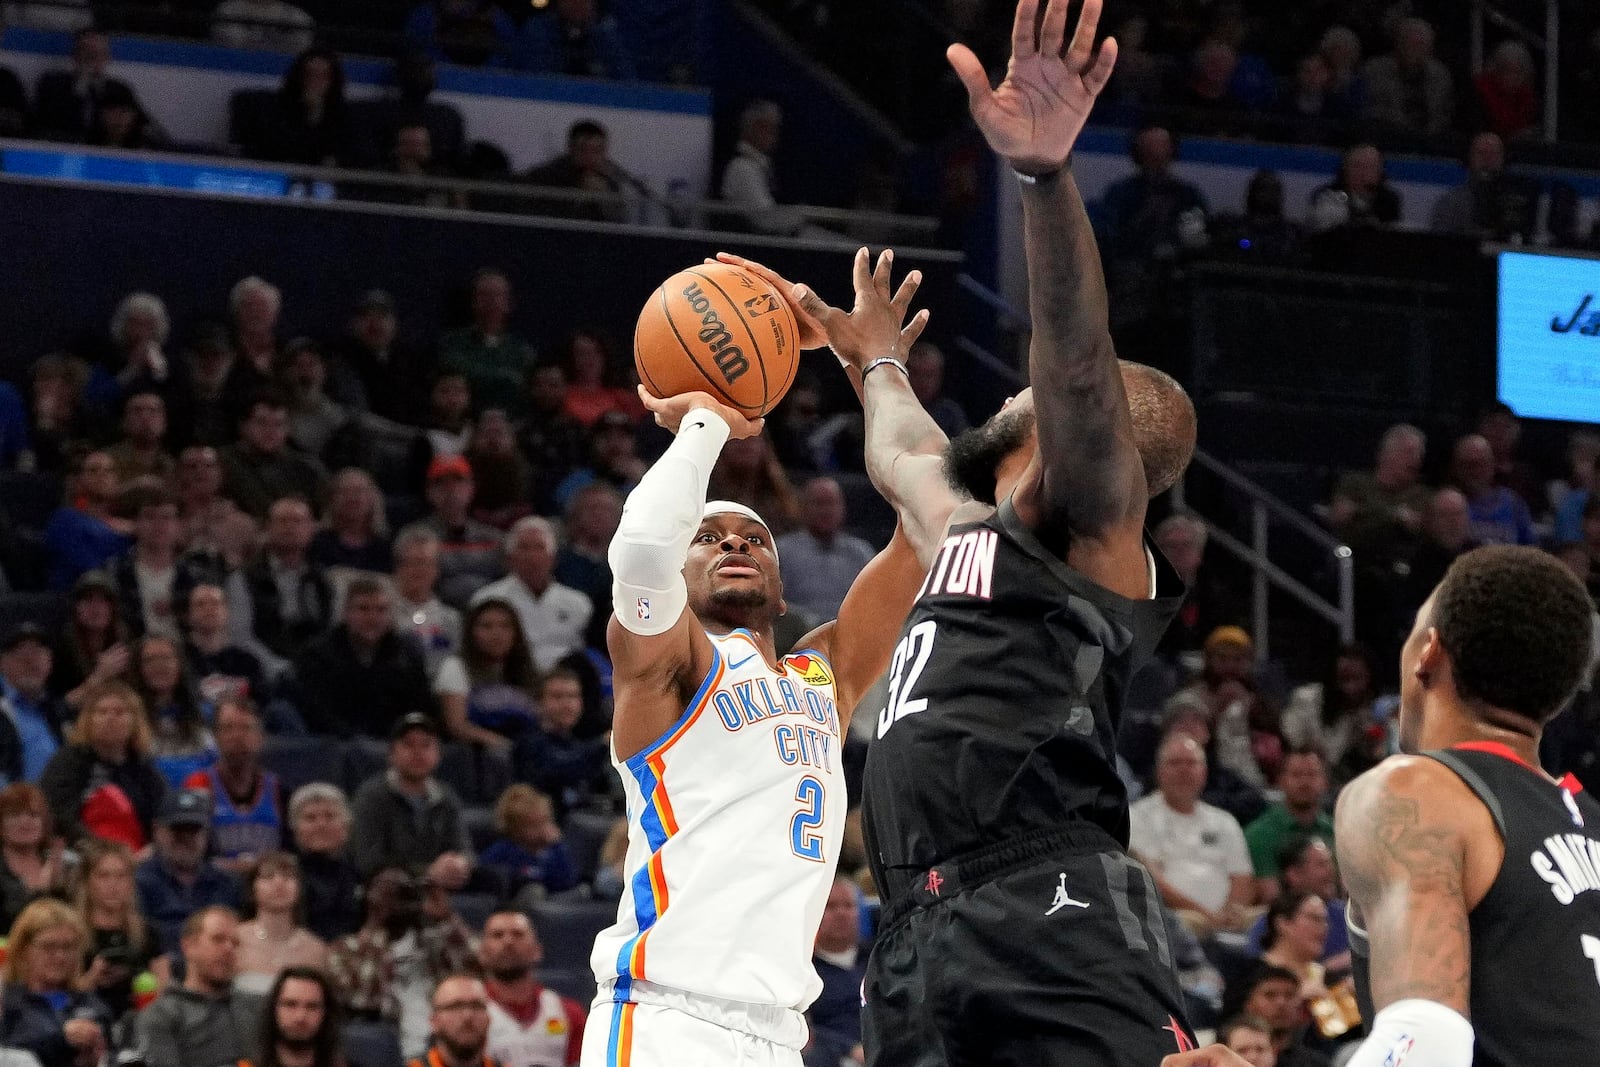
[595,979,809,1050]
[879,823,1123,933]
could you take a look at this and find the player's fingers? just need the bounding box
[792,284,844,327]
[900,308,931,349]
[851,245,875,305]
[1009,0,1040,58]
[1039,0,1069,57]
[1083,36,1118,95]
[946,44,995,111]
[872,248,895,301]
[1067,0,1102,64]
[890,269,923,317]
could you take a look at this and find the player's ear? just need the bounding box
[1416,626,1444,685]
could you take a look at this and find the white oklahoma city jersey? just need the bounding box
[591,628,845,1011]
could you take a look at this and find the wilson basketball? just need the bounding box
[634,262,801,419]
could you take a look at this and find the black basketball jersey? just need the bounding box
[1350,744,1600,1067]
[861,498,1184,906]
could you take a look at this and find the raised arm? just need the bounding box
[1333,757,1480,1067]
[950,0,1145,547]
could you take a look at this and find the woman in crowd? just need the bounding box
[71,838,162,1020]
[309,467,392,573]
[558,330,636,428]
[432,598,539,748]
[256,47,349,166]
[1280,643,1380,767]
[126,635,216,789]
[0,784,67,934]
[39,682,167,849]
[235,851,329,996]
[0,899,113,1067]
[287,783,363,943]
[1259,890,1359,1044]
[51,569,129,712]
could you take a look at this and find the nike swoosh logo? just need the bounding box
[729,654,758,670]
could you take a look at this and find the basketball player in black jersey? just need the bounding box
[1164,545,1600,1067]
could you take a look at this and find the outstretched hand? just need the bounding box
[947,0,1117,175]
[637,386,766,439]
[711,253,830,351]
[791,247,929,374]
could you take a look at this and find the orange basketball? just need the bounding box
[634,262,800,419]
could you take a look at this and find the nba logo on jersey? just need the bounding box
[636,598,651,621]
[1382,1035,1415,1067]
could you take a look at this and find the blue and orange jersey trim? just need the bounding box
[604,1001,636,1066]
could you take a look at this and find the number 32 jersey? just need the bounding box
[590,628,845,1011]
[862,498,1185,907]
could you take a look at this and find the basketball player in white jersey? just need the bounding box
[580,267,932,1067]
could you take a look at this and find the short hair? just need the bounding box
[288,782,350,827]
[1396,16,1435,46]
[1379,422,1425,454]
[243,388,291,419]
[508,515,557,555]
[213,696,261,726]
[181,904,239,945]
[739,98,782,137]
[1120,361,1196,496]
[1154,512,1207,551]
[1219,1015,1274,1046]
[68,682,153,755]
[4,899,89,986]
[393,523,442,557]
[494,783,553,836]
[568,119,606,144]
[111,292,171,347]
[229,276,282,317]
[471,266,509,291]
[1275,832,1330,877]
[1320,25,1361,59]
[344,574,391,604]
[1280,744,1327,768]
[537,665,583,695]
[129,485,178,516]
[1432,546,1594,724]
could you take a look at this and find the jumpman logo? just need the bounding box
[1045,873,1091,915]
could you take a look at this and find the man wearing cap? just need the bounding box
[136,788,243,953]
[1166,625,1275,791]
[0,623,65,784]
[348,712,472,889]
[470,517,591,674]
[335,290,431,424]
[422,454,506,607]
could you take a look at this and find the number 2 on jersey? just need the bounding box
[790,776,826,862]
[878,621,937,738]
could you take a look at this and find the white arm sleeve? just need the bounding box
[1342,999,1474,1067]
[609,408,731,636]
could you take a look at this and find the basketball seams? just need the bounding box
[657,280,751,411]
[633,288,674,402]
[685,267,773,411]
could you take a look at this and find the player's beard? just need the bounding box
[708,583,770,610]
[944,406,1037,505]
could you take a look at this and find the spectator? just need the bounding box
[552,411,647,511]
[111,488,213,641]
[286,783,362,943]
[221,393,328,521]
[178,446,258,569]
[1449,433,1534,546]
[1183,39,1246,114]
[1477,401,1542,511]
[27,353,92,475]
[440,269,537,417]
[1279,644,1379,769]
[309,468,391,573]
[348,713,471,885]
[902,342,969,437]
[1327,423,1427,553]
[517,363,588,512]
[1222,963,1324,1067]
[480,909,586,1065]
[1430,132,1538,241]
[360,49,465,172]
[466,410,532,530]
[40,681,166,849]
[776,477,875,620]
[526,120,629,223]
[0,900,112,1067]
[1246,836,1348,965]
[1103,14,1167,107]
[1153,512,1241,663]
[1399,487,1475,616]
[221,278,284,426]
[183,699,283,871]
[331,289,431,425]
[720,99,807,236]
[231,495,334,661]
[250,965,345,1067]
[1244,748,1334,889]
[185,583,272,711]
[1308,144,1400,229]
[129,634,217,789]
[433,598,538,748]
[72,838,161,1021]
[50,571,128,713]
[234,852,329,996]
[706,435,800,535]
[1257,891,1357,1041]
[472,518,592,673]
[477,785,578,896]
[515,666,607,818]
[557,331,635,430]
[0,784,67,933]
[250,48,348,166]
[1362,16,1454,136]
[1097,123,1207,266]
[421,373,474,464]
[806,875,866,1067]
[87,78,164,150]
[43,450,133,591]
[1165,626,1277,789]
[33,29,131,141]
[281,340,350,458]
[106,389,176,484]
[381,123,460,209]
[186,325,241,447]
[328,865,476,1058]
[593,817,626,900]
[212,0,316,55]
[294,575,434,740]
[135,789,242,954]
[1220,1015,1277,1067]
[404,0,517,69]
[1317,27,1363,114]
[1,623,65,784]
[1129,733,1256,935]
[554,482,620,641]
[1278,54,1346,125]
[412,974,497,1067]
[137,905,263,1066]
[1550,431,1600,542]
[1473,40,1538,140]
[521,0,636,80]
[421,454,505,606]
[4,0,91,31]
[95,291,189,432]
[392,525,462,678]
